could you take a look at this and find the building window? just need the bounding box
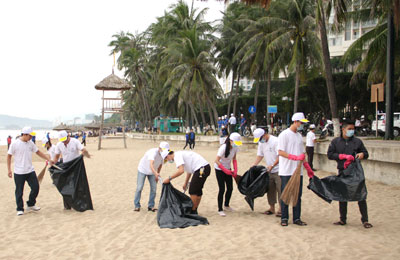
[345,22,351,41]
[353,29,360,40]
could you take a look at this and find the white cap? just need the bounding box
[230,113,234,116]
[229,132,242,146]
[218,117,221,119]
[241,114,244,116]
[292,112,309,123]
[309,124,316,129]
[21,126,35,136]
[159,141,170,151]
[41,136,49,147]
[253,128,265,143]
[161,149,169,160]
[58,130,68,142]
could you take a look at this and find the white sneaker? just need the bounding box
[17,211,24,216]
[26,205,41,212]
[224,206,235,212]
[218,211,226,217]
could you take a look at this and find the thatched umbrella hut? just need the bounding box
[84,122,100,136]
[95,74,131,150]
[53,123,71,131]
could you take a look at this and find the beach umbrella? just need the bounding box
[53,123,71,131]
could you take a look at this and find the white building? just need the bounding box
[221,71,255,94]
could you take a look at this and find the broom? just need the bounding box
[37,164,47,184]
[281,161,302,207]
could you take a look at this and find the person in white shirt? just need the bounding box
[134,142,170,212]
[163,150,210,214]
[277,112,308,227]
[228,113,237,134]
[214,132,242,217]
[41,136,56,161]
[306,124,317,171]
[252,128,281,217]
[7,127,51,216]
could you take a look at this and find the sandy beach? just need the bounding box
[1,137,399,260]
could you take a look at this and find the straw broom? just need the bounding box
[37,164,47,184]
[281,161,302,207]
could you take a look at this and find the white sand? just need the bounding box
[0,138,399,259]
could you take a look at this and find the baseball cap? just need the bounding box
[292,112,309,123]
[58,130,68,142]
[230,132,242,146]
[230,113,234,116]
[309,124,316,129]
[21,126,35,136]
[159,141,170,151]
[41,136,49,147]
[161,149,169,160]
[253,128,265,143]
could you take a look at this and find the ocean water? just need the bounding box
[0,129,60,146]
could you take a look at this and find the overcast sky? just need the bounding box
[0,0,224,121]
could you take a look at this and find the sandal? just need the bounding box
[134,208,140,212]
[148,207,157,212]
[293,219,307,226]
[275,212,282,217]
[281,220,288,227]
[363,222,373,228]
[333,220,346,226]
[262,210,274,215]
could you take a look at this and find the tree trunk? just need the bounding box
[318,3,340,136]
[198,98,207,132]
[189,101,199,129]
[233,73,240,116]
[385,12,395,140]
[227,71,235,116]
[253,79,260,121]
[267,69,271,126]
[185,102,190,128]
[139,88,150,129]
[294,63,300,113]
[205,93,219,129]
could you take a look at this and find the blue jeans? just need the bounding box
[14,171,39,211]
[280,175,303,222]
[134,171,157,209]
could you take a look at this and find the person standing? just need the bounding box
[240,114,246,136]
[214,132,242,216]
[183,130,190,150]
[134,142,170,212]
[7,127,51,216]
[163,150,211,214]
[306,124,317,171]
[327,119,373,228]
[81,132,87,146]
[229,114,237,134]
[7,135,12,150]
[189,128,196,149]
[252,128,281,217]
[217,117,222,133]
[277,112,308,227]
[31,134,36,144]
[41,136,56,161]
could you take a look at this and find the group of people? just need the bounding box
[7,128,90,216]
[217,114,247,136]
[7,115,373,229]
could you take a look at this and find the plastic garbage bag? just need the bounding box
[307,159,367,203]
[237,166,269,211]
[157,183,209,229]
[49,155,94,212]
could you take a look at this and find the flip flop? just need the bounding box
[262,210,274,215]
[293,219,307,226]
[148,207,157,212]
[134,208,140,212]
[363,222,373,228]
[333,221,346,226]
[275,212,282,217]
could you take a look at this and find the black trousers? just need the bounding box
[183,140,190,149]
[280,175,303,222]
[190,140,195,149]
[339,200,369,223]
[14,171,39,211]
[215,169,233,211]
[81,139,86,146]
[306,146,314,169]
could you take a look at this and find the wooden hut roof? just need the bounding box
[95,74,131,91]
[53,123,71,131]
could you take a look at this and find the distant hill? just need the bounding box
[0,114,52,129]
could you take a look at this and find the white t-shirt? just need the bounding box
[277,128,305,176]
[8,139,38,175]
[55,138,84,163]
[47,146,57,161]
[229,116,237,125]
[137,148,163,175]
[174,151,209,174]
[257,135,279,173]
[214,143,238,170]
[306,131,316,147]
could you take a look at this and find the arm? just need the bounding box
[36,150,51,162]
[183,173,191,191]
[52,153,61,165]
[356,140,368,160]
[7,154,12,178]
[149,160,160,181]
[215,155,233,176]
[269,156,279,171]
[81,148,91,158]
[252,156,263,166]
[163,165,185,184]
[278,150,305,161]
[327,141,340,161]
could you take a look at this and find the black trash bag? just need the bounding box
[237,166,269,211]
[49,155,94,212]
[157,183,209,229]
[307,159,367,203]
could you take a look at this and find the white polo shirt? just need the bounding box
[277,128,305,176]
[55,138,84,163]
[174,151,208,174]
[8,139,38,175]
[214,143,239,170]
[229,116,237,125]
[137,148,163,175]
[306,131,316,147]
[47,145,57,161]
[257,135,279,173]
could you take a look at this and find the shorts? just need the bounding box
[189,164,211,196]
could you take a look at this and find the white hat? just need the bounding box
[292,112,309,123]
[58,130,68,142]
[161,149,169,160]
[241,114,244,116]
[218,117,221,119]
[159,141,170,151]
[221,125,225,129]
[309,124,316,129]
[21,126,35,136]
[253,128,265,143]
[229,132,242,146]
[41,136,49,147]
[230,113,234,116]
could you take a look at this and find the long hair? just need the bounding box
[46,139,52,150]
[224,136,232,158]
